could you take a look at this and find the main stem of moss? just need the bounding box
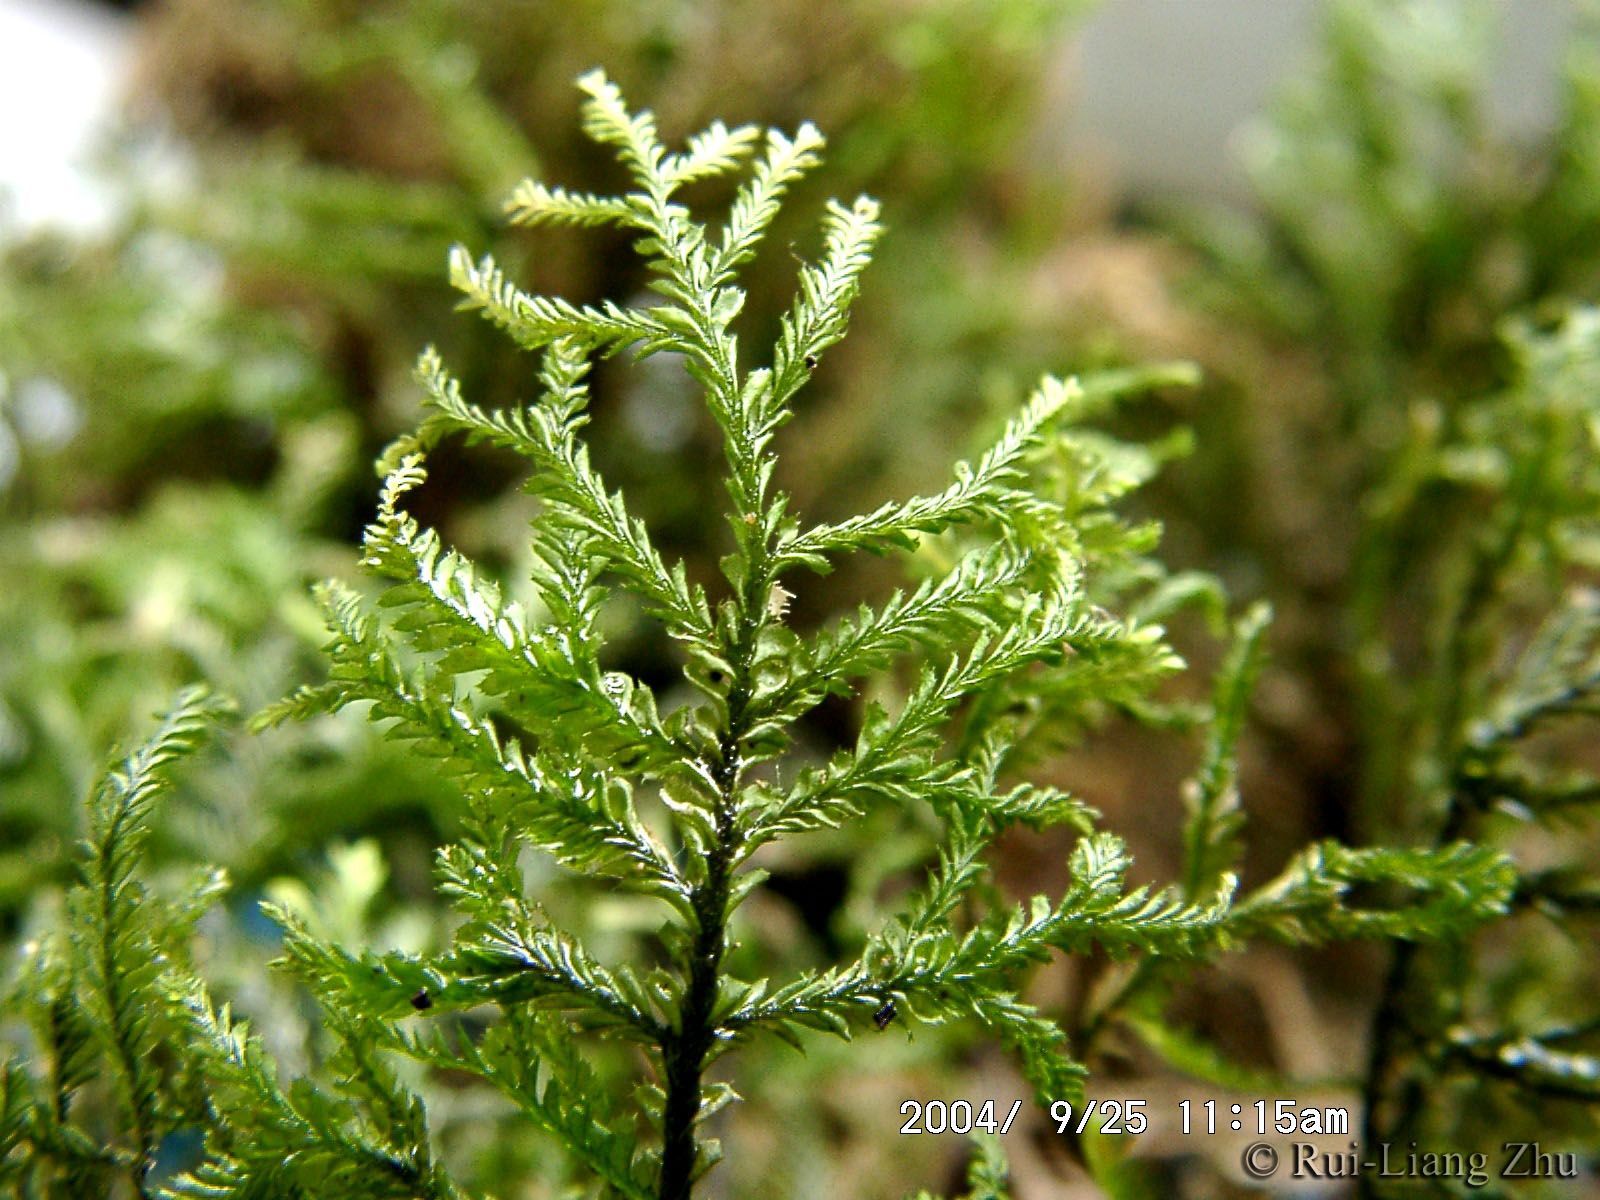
[659,776,735,1200]
[1357,435,1540,1194]
[659,588,765,1199]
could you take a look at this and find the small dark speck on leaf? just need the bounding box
[410,989,433,1011]
[804,353,818,369]
[873,1000,897,1030]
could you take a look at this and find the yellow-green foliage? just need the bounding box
[1,75,1521,1200]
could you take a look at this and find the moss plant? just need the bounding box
[1,74,1521,1199]
[1164,2,1600,1183]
